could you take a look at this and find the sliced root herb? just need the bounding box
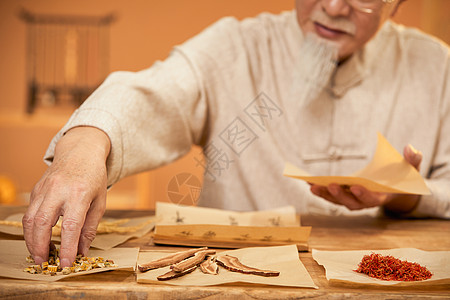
[157,265,198,281]
[139,247,280,281]
[170,249,216,273]
[199,256,219,275]
[354,253,432,281]
[216,254,280,277]
[138,247,208,272]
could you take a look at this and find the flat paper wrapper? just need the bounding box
[0,240,139,282]
[137,244,317,288]
[156,202,299,226]
[312,248,450,286]
[0,214,156,250]
[284,133,430,195]
[153,224,310,251]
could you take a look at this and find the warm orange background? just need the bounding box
[0,0,449,209]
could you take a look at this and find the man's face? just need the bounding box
[295,0,396,59]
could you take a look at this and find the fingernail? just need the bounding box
[61,258,71,268]
[329,185,338,196]
[352,188,362,197]
[408,144,421,155]
[34,256,44,265]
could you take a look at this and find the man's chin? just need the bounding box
[302,29,352,60]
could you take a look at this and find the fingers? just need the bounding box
[78,194,107,256]
[31,202,61,265]
[22,187,44,260]
[311,184,358,208]
[349,186,389,207]
[59,217,84,268]
[58,191,93,268]
[310,184,388,211]
[57,175,107,268]
[403,144,422,171]
[26,189,103,269]
[310,184,334,202]
[310,184,360,210]
[327,184,365,210]
[23,179,59,265]
[23,174,96,268]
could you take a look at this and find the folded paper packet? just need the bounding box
[154,202,309,251]
[155,202,300,226]
[0,240,139,282]
[153,224,311,251]
[312,248,450,286]
[137,244,317,288]
[284,133,430,195]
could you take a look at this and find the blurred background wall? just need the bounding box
[0,0,449,209]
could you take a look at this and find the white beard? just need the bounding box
[290,33,339,109]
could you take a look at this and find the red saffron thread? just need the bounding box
[354,253,433,281]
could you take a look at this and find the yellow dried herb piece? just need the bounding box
[32,265,42,274]
[23,249,117,276]
[47,265,58,272]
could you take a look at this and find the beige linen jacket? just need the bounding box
[45,11,450,218]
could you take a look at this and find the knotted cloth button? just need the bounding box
[328,146,341,160]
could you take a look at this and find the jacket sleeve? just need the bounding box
[44,48,207,187]
[414,52,450,219]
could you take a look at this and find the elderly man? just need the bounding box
[23,0,449,268]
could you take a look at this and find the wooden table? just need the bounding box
[0,206,449,299]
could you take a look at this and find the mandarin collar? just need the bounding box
[326,21,390,98]
[327,50,365,98]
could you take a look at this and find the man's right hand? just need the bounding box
[22,126,111,268]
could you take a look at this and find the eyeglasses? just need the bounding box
[346,0,396,14]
